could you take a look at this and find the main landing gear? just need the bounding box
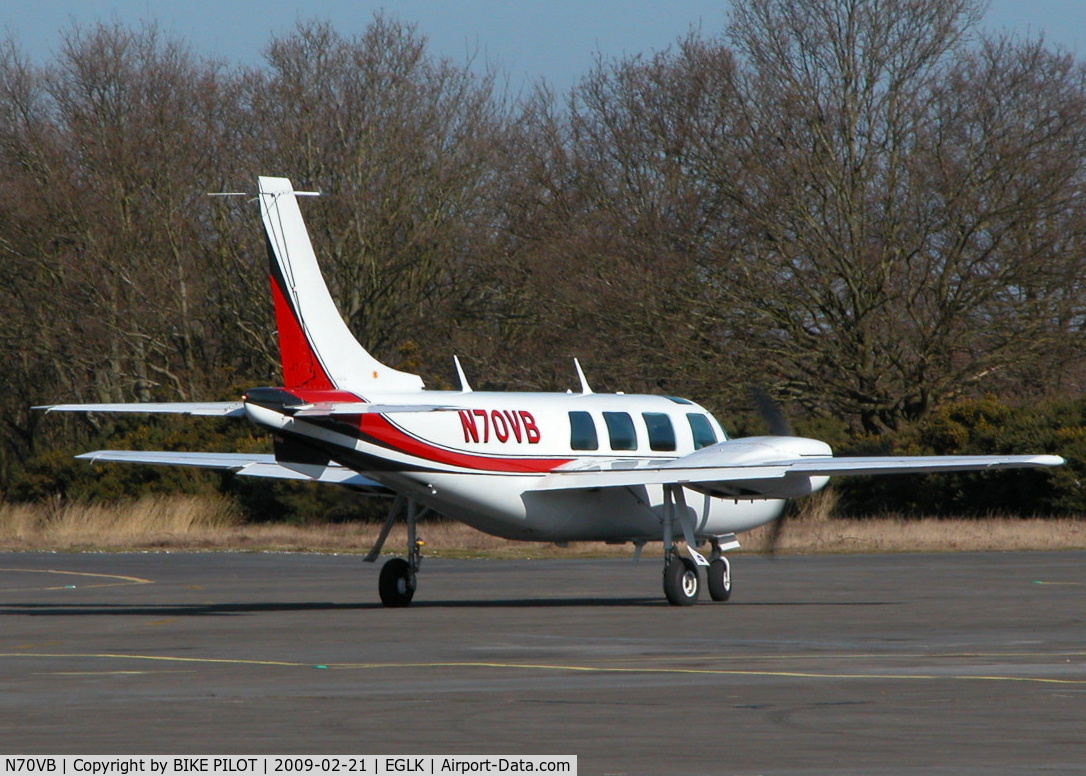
[661,485,735,606]
[365,494,428,608]
[662,548,732,605]
[365,485,736,608]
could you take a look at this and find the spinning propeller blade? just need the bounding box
[750,387,794,554]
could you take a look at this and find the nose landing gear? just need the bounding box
[707,555,732,602]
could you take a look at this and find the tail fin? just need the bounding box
[258,176,424,393]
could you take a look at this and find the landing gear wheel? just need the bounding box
[708,557,732,602]
[663,556,700,606]
[379,557,416,608]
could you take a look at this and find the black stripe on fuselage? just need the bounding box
[273,424,439,475]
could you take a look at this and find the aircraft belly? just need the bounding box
[393,473,787,543]
[368,472,523,539]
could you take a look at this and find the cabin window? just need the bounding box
[603,411,638,451]
[642,412,676,451]
[569,411,598,451]
[687,413,718,450]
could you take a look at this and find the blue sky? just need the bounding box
[2,1,1084,93]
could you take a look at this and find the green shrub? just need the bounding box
[832,397,1085,517]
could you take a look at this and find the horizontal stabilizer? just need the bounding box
[76,450,392,492]
[292,402,460,416]
[39,402,245,416]
[38,400,460,418]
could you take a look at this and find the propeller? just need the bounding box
[750,386,794,437]
[749,387,794,555]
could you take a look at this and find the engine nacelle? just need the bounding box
[670,435,833,499]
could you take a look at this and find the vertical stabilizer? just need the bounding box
[258,176,425,393]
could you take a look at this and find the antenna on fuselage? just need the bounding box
[573,358,593,394]
[453,356,473,392]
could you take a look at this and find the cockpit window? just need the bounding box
[603,412,638,451]
[643,412,676,451]
[569,411,598,451]
[687,413,718,450]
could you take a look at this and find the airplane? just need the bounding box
[42,176,1066,607]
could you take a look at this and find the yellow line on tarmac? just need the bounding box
[37,671,195,676]
[326,661,1086,686]
[607,649,1086,664]
[0,568,154,591]
[3,653,1084,686]
[1032,581,1086,586]
[0,653,309,668]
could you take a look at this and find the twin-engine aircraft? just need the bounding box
[44,177,1065,606]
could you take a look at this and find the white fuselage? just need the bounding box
[244,390,789,543]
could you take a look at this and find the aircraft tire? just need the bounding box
[379,557,416,607]
[707,558,732,602]
[663,557,700,606]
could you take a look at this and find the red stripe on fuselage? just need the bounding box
[357,414,571,473]
[275,388,571,473]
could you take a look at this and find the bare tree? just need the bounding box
[716,0,1086,431]
[243,17,510,375]
[43,22,256,401]
[4,4,1086,495]
[0,22,261,485]
[487,37,759,401]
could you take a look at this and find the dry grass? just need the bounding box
[741,515,1086,554]
[0,493,1083,555]
[0,494,242,551]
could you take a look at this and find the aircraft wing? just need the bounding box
[531,451,1065,498]
[40,402,246,416]
[76,450,392,492]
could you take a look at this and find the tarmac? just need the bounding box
[1,550,1084,774]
